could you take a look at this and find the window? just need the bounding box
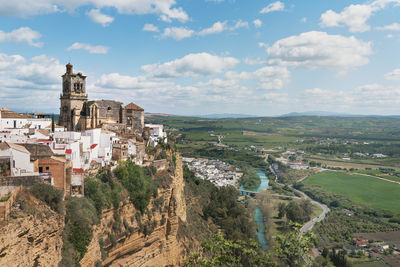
[46,166,49,170]
[107,107,112,111]
[39,167,43,172]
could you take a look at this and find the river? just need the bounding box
[240,170,269,250]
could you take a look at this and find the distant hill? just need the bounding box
[196,113,259,119]
[280,111,400,118]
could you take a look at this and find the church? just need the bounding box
[59,63,144,133]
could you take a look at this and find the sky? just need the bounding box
[0,0,400,116]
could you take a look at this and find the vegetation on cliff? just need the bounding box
[60,197,98,266]
[114,160,156,213]
[185,224,315,267]
[58,155,168,266]
[30,183,63,213]
[183,165,256,241]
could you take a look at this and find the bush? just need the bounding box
[30,183,63,213]
[240,168,261,190]
[114,160,155,213]
[60,197,98,265]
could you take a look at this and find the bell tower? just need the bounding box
[59,63,88,131]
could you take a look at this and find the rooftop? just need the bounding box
[126,102,144,111]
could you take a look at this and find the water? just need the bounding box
[239,170,269,192]
[256,170,269,192]
[254,206,268,250]
[240,170,270,249]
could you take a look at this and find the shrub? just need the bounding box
[61,197,98,264]
[30,183,63,213]
[114,160,155,213]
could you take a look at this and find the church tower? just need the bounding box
[59,63,88,131]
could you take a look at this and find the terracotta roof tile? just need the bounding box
[0,109,27,119]
[125,102,144,111]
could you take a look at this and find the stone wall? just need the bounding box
[0,186,21,220]
[101,122,126,133]
[133,110,144,133]
[0,175,42,187]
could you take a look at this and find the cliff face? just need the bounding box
[81,153,188,267]
[0,192,64,267]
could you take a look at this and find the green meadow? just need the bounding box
[304,171,400,213]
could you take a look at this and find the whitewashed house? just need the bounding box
[0,142,35,176]
[145,123,167,146]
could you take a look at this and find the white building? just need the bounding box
[0,142,35,176]
[145,123,167,146]
[0,108,52,131]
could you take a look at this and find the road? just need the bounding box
[291,185,330,234]
[265,154,330,234]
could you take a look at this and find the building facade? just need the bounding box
[59,63,144,133]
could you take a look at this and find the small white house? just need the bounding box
[0,142,34,176]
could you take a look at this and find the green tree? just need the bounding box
[184,233,274,267]
[273,224,316,267]
[277,202,286,219]
[114,160,155,213]
[51,113,55,132]
[30,183,63,213]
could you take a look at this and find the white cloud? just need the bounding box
[161,27,195,40]
[253,66,290,90]
[232,20,248,29]
[244,57,265,65]
[96,73,173,89]
[376,22,400,31]
[384,68,400,80]
[141,52,239,78]
[0,0,189,23]
[258,42,268,48]
[0,27,42,47]
[67,42,109,54]
[143,23,159,32]
[266,31,372,71]
[0,53,64,87]
[301,84,400,113]
[263,93,289,103]
[260,1,284,14]
[162,20,248,40]
[253,19,262,28]
[320,0,400,32]
[87,9,114,27]
[222,65,290,91]
[198,21,228,36]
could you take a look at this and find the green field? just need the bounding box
[304,171,400,213]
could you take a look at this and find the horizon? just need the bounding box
[0,1,400,116]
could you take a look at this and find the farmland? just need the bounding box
[303,171,400,213]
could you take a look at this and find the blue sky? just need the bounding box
[0,0,400,116]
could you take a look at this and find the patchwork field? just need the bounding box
[304,171,400,213]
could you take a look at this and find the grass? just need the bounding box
[353,260,391,267]
[306,155,400,170]
[304,171,400,213]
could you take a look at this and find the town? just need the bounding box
[182,157,243,187]
[0,64,167,220]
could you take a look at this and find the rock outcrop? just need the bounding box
[0,192,64,267]
[81,153,188,267]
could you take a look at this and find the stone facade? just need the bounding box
[59,63,88,131]
[59,64,144,133]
